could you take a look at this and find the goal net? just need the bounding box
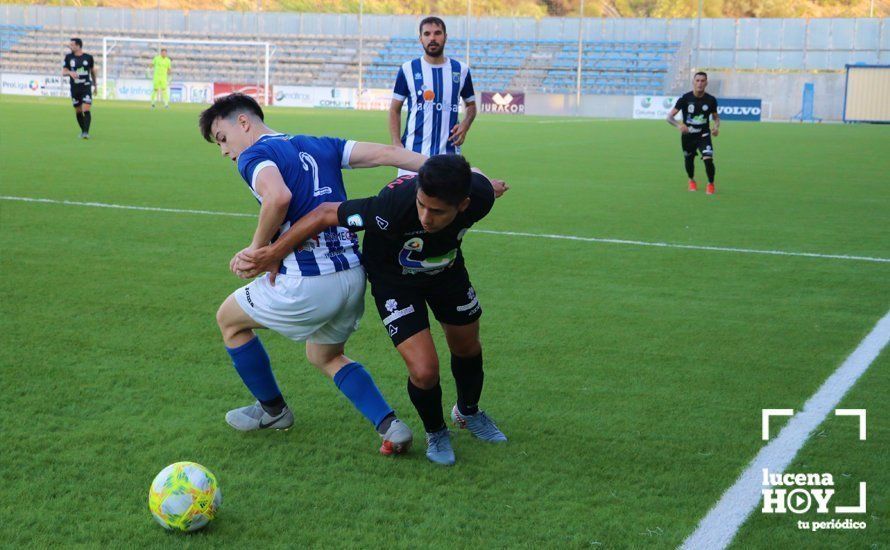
[101,36,273,105]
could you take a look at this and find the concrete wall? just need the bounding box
[707,71,846,121]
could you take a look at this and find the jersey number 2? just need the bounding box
[299,152,332,197]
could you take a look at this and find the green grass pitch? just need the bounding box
[0,95,887,548]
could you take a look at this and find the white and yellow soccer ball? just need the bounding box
[148,461,222,531]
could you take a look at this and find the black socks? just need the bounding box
[259,394,286,416]
[684,156,695,179]
[83,111,92,133]
[76,111,85,131]
[451,353,484,416]
[407,378,445,433]
[704,158,715,183]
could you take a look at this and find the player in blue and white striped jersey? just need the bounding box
[389,17,476,176]
[198,93,427,455]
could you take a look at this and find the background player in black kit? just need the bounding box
[63,38,98,139]
[667,72,720,195]
[236,155,509,466]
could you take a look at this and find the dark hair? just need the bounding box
[417,155,471,206]
[199,93,264,142]
[694,71,708,79]
[419,17,446,35]
[70,38,83,48]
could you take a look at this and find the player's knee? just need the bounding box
[450,338,482,358]
[407,361,440,389]
[215,302,238,339]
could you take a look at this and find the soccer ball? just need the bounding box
[148,461,222,531]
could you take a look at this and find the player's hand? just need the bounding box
[448,123,469,147]
[712,128,719,137]
[490,179,510,198]
[237,246,281,284]
[230,247,254,277]
[679,124,690,134]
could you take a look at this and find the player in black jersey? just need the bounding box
[667,72,720,195]
[63,38,97,139]
[236,155,509,466]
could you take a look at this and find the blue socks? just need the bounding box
[333,362,394,430]
[226,337,283,406]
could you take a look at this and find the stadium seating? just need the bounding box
[0,26,678,96]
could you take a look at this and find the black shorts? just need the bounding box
[70,85,93,107]
[681,132,714,158]
[370,268,482,347]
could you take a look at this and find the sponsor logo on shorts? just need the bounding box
[244,288,255,308]
[456,287,479,313]
[382,299,415,325]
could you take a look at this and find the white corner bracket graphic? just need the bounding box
[762,409,794,440]
[835,482,868,513]
[834,409,867,440]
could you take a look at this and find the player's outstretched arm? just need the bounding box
[348,142,426,172]
[471,167,510,199]
[236,202,342,283]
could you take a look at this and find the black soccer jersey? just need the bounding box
[674,92,718,134]
[63,53,95,88]
[337,172,495,287]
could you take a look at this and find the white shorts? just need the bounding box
[233,267,366,344]
[397,168,417,178]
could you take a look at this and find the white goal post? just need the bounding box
[101,36,273,104]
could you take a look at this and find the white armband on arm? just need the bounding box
[341,140,357,169]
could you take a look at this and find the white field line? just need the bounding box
[682,309,890,549]
[2,195,889,264]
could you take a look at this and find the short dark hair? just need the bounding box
[694,71,708,79]
[199,93,264,142]
[70,38,83,48]
[417,155,471,206]
[419,17,446,35]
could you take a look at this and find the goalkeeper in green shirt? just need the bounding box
[151,48,172,108]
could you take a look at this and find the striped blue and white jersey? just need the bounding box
[237,133,361,277]
[392,57,475,156]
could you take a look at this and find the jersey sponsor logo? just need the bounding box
[398,237,457,275]
[346,214,363,227]
[414,72,422,80]
[375,216,389,230]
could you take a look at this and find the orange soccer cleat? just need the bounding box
[706,183,716,195]
[688,180,698,192]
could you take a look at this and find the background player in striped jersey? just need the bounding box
[199,93,428,455]
[389,17,476,176]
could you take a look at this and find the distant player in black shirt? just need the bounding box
[237,155,510,466]
[668,72,720,194]
[63,38,97,139]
